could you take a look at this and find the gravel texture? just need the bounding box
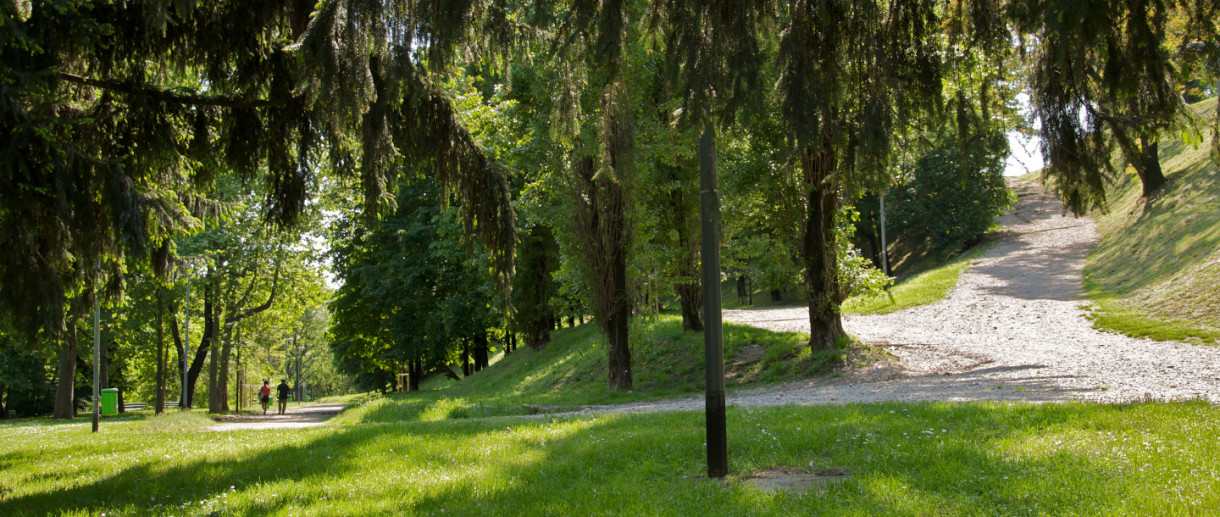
[207,403,345,431]
[555,179,1219,417]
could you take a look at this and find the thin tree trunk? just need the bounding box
[116,366,125,412]
[0,385,6,418]
[155,290,166,414]
[100,332,110,390]
[802,138,848,352]
[676,283,703,331]
[474,331,489,370]
[208,278,224,413]
[218,323,234,412]
[409,360,421,391]
[1137,137,1166,197]
[53,321,79,419]
[169,303,187,405]
[1113,129,1167,198]
[462,339,470,377]
[607,246,632,391]
[186,276,216,409]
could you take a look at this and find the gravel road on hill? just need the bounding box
[558,179,1219,417]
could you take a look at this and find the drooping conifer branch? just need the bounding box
[58,73,294,109]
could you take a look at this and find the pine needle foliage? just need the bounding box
[1,1,521,337]
[1011,0,1220,214]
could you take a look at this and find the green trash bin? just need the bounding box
[101,388,119,416]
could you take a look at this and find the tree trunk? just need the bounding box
[461,339,470,377]
[155,290,166,414]
[0,385,6,418]
[736,275,747,301]
[607,245,632,391]
[770,290,782,302]
[116,372,125,413]
[208,279,224,413]
[53,321,79,419]
[169,304,187,405]
[802,139,848,352]
[1113,129,1167,199]
[676,283,703,332]
[409,360,421,391]
[185,275,217,409]
[99,322,111,391]
[474,331,489,371]
[217,324,234,412]
[1136,137,1166,197]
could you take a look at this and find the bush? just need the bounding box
[889,134,1014,255]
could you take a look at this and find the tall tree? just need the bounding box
[1012,0,1220,211]
[775,0,945,351]
[1,1,517,351]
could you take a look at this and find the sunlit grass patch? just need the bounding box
[842,244,992,315]
[1084,96,1220,344]
[5,401,1220,515]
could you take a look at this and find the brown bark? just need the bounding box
[801,138,848,352]
[217,324,234,412]
[155,289,166,414]
[462,340,471,377]
[607,238,632,391]
[184,275,216,409]
[676,283,703,332]
[1136,137,1166,197]
[408,360,421,391]
[52,321,79,419]
[1112,129,1168,199]
[474,331,489,371]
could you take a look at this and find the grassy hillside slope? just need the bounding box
[1085,96,1220,344]
[336,315,858,424]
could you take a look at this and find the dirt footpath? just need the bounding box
[207,403,346,431]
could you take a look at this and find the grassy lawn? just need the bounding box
[3,401,1219,515]
[1084,96,1220,344]
[841,244,992,316]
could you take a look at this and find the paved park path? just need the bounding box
[555,179,1220,417]
[207,403,346,431]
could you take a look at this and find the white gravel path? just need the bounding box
[556,179,1219,417]
[206,403,345,431]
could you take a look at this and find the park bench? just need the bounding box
[123,402,147,411]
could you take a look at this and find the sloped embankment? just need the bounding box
[1085,96,1220,344]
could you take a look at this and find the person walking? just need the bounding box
[258,381,272,415]
[276,378,291,415]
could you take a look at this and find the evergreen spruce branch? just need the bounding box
[57,72,293,109]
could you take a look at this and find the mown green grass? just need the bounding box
[4,401,1220,515]
[1084,96,1220,344]
[841,244,992,316]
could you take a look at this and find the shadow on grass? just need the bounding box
[2,402,1178,515]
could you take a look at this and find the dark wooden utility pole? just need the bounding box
[700,119,728,478]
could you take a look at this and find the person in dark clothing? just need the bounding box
[276,378,291,415]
